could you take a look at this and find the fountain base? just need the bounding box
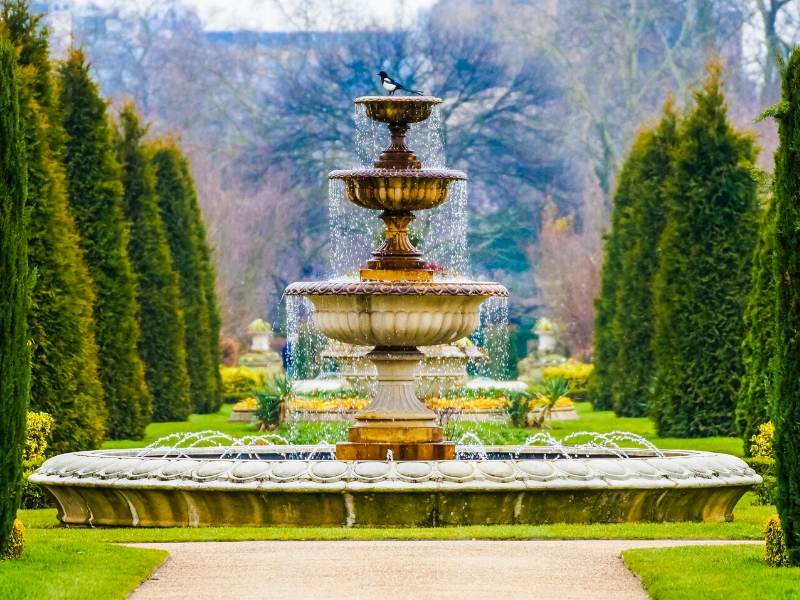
[336,441,455,461]
[30,446,761,528]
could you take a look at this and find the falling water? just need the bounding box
[472,297,511,380]
[418,179,471,278]
[285,295,328,380]
[328,178,379,278]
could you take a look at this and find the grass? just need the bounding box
[103,402,745,456]
[0,527,165,600]
[623,544,800,599]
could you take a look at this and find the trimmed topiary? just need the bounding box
[116,104,192,422]
[765,517,791,567]
[0,33,30,561]
[771,47,800,567]
[736,194,776,449]
[2,0,106,453]
[1,520,24,561]
[651,63,758,437]
[611,102,678,417]
[58,49,152,439]
[152,143,222,413]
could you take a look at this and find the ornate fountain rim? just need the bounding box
[285,281,509,297]
[355,95,443,104]
[31,447,760,490]
[329,168,467,180]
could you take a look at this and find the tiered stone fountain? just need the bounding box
[30,95,760,528]
[287,96,506,461]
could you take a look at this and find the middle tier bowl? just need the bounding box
[285,280,508,347]
[330,168,467,212]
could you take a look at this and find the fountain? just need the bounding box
[30,94,760,528]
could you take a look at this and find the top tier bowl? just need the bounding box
[355,96,443,125]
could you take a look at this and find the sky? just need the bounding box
[64,0,439,31]
[194,0,438,31]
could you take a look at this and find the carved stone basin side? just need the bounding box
[330,169,466,212]
[285,281,507,347]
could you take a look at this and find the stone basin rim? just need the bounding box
[329,168,467,180]
[284,281,509,297]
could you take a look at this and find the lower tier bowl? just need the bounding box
[30,447,760,528]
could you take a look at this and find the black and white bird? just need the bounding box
[377,71,423,96]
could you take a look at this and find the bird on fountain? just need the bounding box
[377,71,424,96]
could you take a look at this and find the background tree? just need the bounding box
[772,46,800,566]
[1,1,106,453]
[589,144,641,409]
[736,193,776,449]
[152,143,221,414]
[0,34,29,559]
[116,103,191,422]
[176,156,223,405]
[651,63,758,437]
[58,49,151,439]
[611,102,679,417]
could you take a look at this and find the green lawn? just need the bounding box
[103,402,745,456]
[624,545,800,600]
[0,526,165,600]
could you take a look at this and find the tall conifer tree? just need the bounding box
[0,35,30,558]
[177,156,223,407]
[590,135,638,410]
[152,144,222,413]
[736,195,775,449]
[2,2,105,453]
[116,104,191,421]
[772,47,800,566]
[58,49,151,438]
[611,103,678,417]
[651,64,758,437]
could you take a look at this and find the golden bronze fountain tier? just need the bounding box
[286,95,507,461]
[331,96,466,282]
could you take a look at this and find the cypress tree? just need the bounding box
[176,156,223,408]
[772,47,800,566]
[611,102,678,417]
[0,35,30,558]
[152,143,222,413]
[736,195,775,449]
[651,63,758,437]
[2,2,106,453]
[58,49,151,438]
[116,104,192,421]
[590,139,639,410]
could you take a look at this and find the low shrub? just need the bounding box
[746,422,777,506]
[750,421,775,458]
[541,360,593,398]
[506,393,531,428]
[21,412,55,509]
[255,375,292,427]
[220,366,266,402]
[1,520,23,560]
[746,456,777,506]
[529,377,571,428]
[765,516,791,567]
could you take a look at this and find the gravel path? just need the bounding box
[130,539,759,600]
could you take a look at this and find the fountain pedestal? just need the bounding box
[335,349,455,460]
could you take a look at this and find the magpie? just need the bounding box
[377,71,423,96]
